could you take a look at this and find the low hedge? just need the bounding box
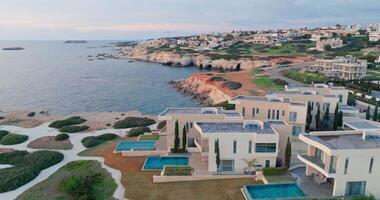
[263,167,288,176]
[163,166,192,176]
[0,130,9,140]
[81,133,120,148]
[55,133,70,141]
[59,125,89,133]
[49,116,86,129]
[128,126,151,137]
[113,117,155,129]
[0,133,29,145]
[0,150,64,192]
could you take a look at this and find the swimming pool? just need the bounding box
[243,183,305,200]
[143,156,189,170]
[114,141,155,152]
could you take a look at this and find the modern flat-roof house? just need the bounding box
[308,56,367,80]
[298,131,380,198]
[158,107,241,150]
[286,83,349,105]
[193,120,281,174]
[229,95,307,136]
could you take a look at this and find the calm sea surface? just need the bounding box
[0,41,200,115]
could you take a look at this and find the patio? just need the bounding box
[290,167,333,199]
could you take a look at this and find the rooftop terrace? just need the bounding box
[304,132,380,150]
[159,107,241,117]
[230,95,306,106]
[195,121,278,134]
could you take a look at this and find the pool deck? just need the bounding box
[290,167,333,198]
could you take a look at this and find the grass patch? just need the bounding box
[0,150,64,192]
[263,167,295,183]
[113,117,155,129]
[253,74,284,90]
[17,160,117,200]
[139,134,160,141]
[283,70,327,84]
[0,133,28,145]
[163,166,192,176]
[265,174,295,183]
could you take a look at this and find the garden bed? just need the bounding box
[162,166,192,176]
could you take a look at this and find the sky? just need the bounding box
[0,0,379,40]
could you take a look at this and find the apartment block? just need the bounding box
[298,131,380,198]
[309,56,367,80]
[158,107,241,150]
[229,95,307,136]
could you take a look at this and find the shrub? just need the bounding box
[113,117,155,129]
[0,150,64,192]
[27,112,35,117]
[0,150,28,164]
[55,133,69,141]
[163,166,192,176]
[157,121,166,130]
[49,116,86,129]
[263,167,288,176]
[59,125,89,133]
[60,173,104,200]
[81,133,119,148]
[96,133,119,141]
[223,81,242,90]
[81,137,102,148]
[128,126,151,137]
[0,130,9,140]
[170,148,187,153]
[0,133,28,145]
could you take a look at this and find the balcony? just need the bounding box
[297,154,336,178]
[298,154,325,169]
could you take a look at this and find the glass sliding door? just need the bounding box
[345,181,366,196]
[220,160,234,172]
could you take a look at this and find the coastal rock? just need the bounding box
[2,47,24,50]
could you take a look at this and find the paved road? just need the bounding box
[263,61,316,85]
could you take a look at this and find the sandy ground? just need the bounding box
[0,110,156,131]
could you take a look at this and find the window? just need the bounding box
[186,123,189,131]
[220,160,234,172]
[233,140,237,154]
[272,110,275,119]
[344,158,349,175]
[265,160,270,168]
[329,156,337,173]
[282,110,285,116]
[268,109,271,119]
[188,138,196,147]
[345,181,366,196]
[242,107,245,117]
[256,108,259,114]
[315,148,323,161]
[214,139,218,153]
[369,157,374,174]
[252,108,255,117]
[190,122,193,128]
[276,110,280,120]
[248,140,252,153]
[289,112,297,122]
[292,126,302,136]
[338,95,343,103]
[255,143,276,153]
[323,103,330,111]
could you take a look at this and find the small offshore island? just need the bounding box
[2,47,24,50]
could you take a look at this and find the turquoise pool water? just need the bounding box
[244,183,305,200]
[143,156,189,170]
[115,141,155,152]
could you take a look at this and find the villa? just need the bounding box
[193,120,280,174]
[297,130,380,198]
[229,95,307,136]
[308,56,368,80]
[158,107,242,150]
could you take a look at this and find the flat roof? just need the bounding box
[344,121,380,130]
[159,107,241,117]
[269,90,337,98]
[305,133,380,150]
[230,95,306,106]
[196,122,276,134]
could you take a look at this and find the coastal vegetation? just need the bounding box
[0,133,28,145]
[0,150,64,192]
[49,116,87,129]
[17,160,117,200]
[55,133,69,141]
[128,126,151,137]
[0,130,10,140]
[81,133,119,148]
[113,117,155,129]
[59,125,89,133]
[283,70,327,84]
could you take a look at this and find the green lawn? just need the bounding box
[17,160,117,200]
[139,134,160,141]
[253,74,285,90]
[283,70,327,84]
[265,174,295,183]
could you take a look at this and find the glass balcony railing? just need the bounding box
[299,154,325,169]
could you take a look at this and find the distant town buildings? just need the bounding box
[316,38,343,51]
[369,31,380,42]
[309,56,368,80]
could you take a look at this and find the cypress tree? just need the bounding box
[284,137,291,169]
[373,104,378,121]
[182,125,187,152]
[323,105,330,122]
[366,105,371,120]
[306,103,312,131]
[215,139,220,172]
[338,111,343,127]
[333,103,339,131]
[173,120,180,151]
[316,105,321,130]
